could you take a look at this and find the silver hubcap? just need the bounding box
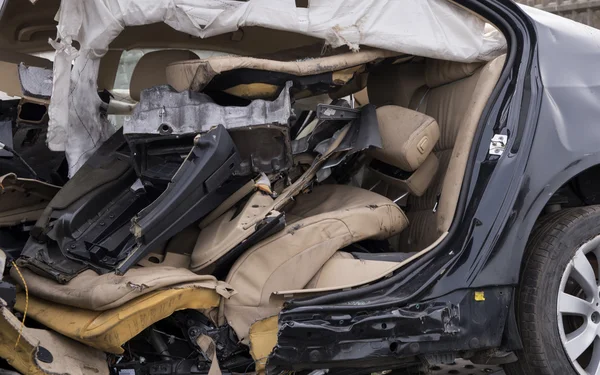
[558,235,600,375]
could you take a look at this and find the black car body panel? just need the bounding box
[266,0,600,371]
[471,5,600,288]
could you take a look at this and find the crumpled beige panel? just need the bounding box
[166,49,399,92]
[433,55,506,233]
[222,184,408,341]
[10,266,234,311]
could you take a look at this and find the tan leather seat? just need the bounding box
[189,123,357,279]
[221,184,408,342]
[368,55,506,251]
[129,49,199,101]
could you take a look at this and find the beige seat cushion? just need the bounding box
[166,49,399,92]
[304,251,400,289]
[10,266,232,311]
[129,49,199,101]
[222,184,408,341]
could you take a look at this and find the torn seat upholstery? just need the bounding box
[221,184,408,342]
[10,266,233,353]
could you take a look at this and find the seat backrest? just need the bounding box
[129,49,199,101]
[368,55,505,251]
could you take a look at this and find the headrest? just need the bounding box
[369,105,440,172]
[130,50,199,101]
[424,59,484,88]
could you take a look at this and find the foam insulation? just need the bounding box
[48,0,507,176]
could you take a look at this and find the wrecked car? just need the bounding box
[0,0,599,375]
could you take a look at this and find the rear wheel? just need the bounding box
[505,206,600,375]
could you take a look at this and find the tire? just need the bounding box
[505,206,600,375]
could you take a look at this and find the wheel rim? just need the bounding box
[558,235,600,375]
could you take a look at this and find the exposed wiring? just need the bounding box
[244,355,267,375]
[152,328,187,343]
[0,141,39,180]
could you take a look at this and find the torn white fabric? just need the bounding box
[49,0,507,176]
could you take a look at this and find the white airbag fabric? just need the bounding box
[48,0,506,176]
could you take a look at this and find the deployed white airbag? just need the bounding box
[47,0,506,176]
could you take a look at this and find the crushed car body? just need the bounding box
[3,0,600,374]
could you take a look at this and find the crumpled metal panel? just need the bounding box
[124,82,292,136]
[124,82,294,175]
[18,63,53,99]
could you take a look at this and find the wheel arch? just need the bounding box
[499,157,600,353]
[521,156,600,257]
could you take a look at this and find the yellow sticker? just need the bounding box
[474,291,485,301]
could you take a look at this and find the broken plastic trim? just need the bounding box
[316,103,361,121]
[315,104,382,181]
[117,125,248,274]
[292,99,352,155]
